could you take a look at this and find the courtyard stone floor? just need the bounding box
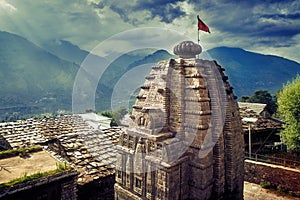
[0,151,57,184]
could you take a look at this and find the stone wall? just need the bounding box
[245,160,300,192]
[77,174,115,200]
[0,170,77,200]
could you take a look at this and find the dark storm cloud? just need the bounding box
[110,4,130,22]
[144,3,185,23]
[257,39,295,48]
[92,1,105,9]
[134,0,186,23]
[1,0,298,62]
[88,0,300,61]
[92,1,135,23]
[188,0,299,46]
[261,13,300,20]
[255,27,300,38]
[92,0,186,23]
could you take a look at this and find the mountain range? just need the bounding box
[0,31,79,121]
[0,31,299,121]
[207,47,300,97]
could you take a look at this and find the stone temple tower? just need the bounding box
[114,41,244,200]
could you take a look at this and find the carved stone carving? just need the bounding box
[115,41,244,200]
[173,41,202,58]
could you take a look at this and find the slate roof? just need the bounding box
[0,114,123,185]
[238,102,283,131]
[238,102,267,115]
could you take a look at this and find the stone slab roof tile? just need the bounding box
[238,102,267,115]
[0,114,123,185]
[239,105,282,131]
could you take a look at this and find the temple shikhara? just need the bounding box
[114,41,244,200]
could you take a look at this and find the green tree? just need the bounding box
[100,110,113,118]
[240,96,250,102]
[113,107,128,126]
[240,90,277,115]
[277,75,300,151]
[100,108,128,127]
[100,110,118,126]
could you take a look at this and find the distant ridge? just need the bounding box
[207,47,300,97]
[42,39,90,65]
[0,31,79,121]
[1,30,300,120]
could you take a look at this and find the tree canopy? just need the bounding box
[100,107,128,127]
[277,75,300,151]
[240,90,277,115]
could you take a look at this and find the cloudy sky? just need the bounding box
[0,0,299,62]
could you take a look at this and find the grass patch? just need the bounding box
[0,162,71,188]
[0,146,42,159]
[277,184,288,193]
[260,181,300,198]
[56,162,68,172]
[260,181,271,189]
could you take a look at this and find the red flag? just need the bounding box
[197,15,210,33]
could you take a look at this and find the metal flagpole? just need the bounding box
[197,29,200,59]
[198,29,200,45]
